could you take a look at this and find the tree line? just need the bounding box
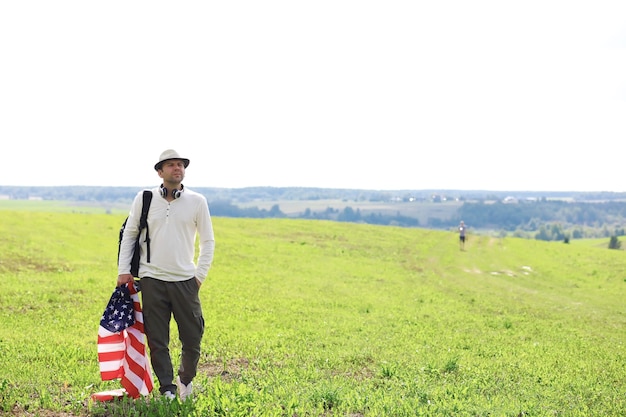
[456,199,626,240]
[208,198,626,241]
[2,186,625,241]
[209,200,420,227]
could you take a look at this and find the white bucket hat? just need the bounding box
[154,149,190,171]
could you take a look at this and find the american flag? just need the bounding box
[95,282,153,399]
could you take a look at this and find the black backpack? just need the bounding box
[118,190,153,277]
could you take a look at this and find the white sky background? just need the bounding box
[1,1,625,192]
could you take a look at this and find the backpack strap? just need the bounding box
[139,190,153,263]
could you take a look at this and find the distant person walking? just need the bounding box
[458,220,467,250]
[117,149,215,401]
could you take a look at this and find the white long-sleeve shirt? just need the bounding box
[118,187,215,283]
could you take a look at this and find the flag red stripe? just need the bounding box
[98,351,125,363]
[100,369,123,381]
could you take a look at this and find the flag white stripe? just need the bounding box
[97,340,126,354]
[99,360,124,373]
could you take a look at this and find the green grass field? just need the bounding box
[0,208,624,416]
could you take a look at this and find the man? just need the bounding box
[117,149,215,401]
[458,220,467,250]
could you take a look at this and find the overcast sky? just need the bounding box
[2,1,625,192]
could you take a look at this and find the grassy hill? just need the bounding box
[0,210,624,416]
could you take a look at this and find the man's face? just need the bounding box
[159,159,186,182]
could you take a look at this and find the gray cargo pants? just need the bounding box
[140,277,204,395]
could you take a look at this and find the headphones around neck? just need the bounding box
[160,183,184,199]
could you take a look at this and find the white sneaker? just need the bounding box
[163,391,176,401]
[176,376,193,401]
